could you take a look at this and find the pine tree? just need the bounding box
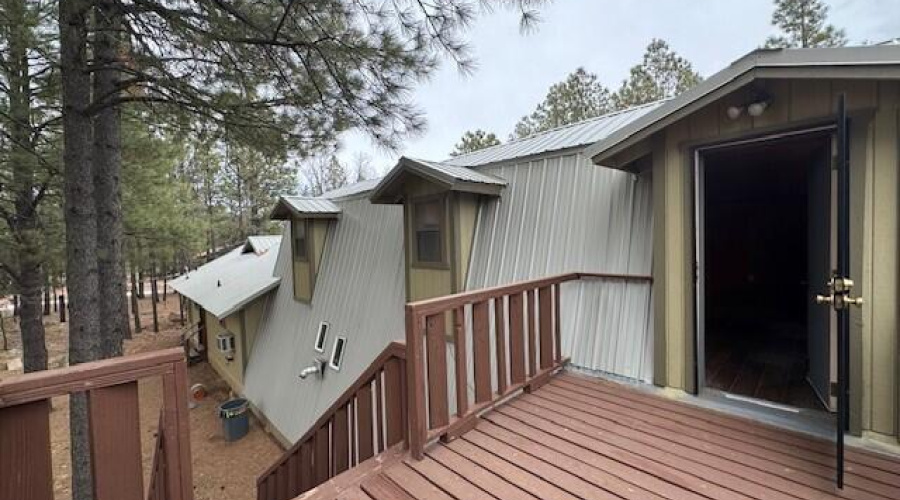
[513,68,612,139]
[764,0,847,48]
[450,130,500,156]
[612,39,702,110]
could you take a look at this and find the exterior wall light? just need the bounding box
[726,106,744,120]
[748,99,770,117]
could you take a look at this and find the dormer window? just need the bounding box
[412,196,446,267]
[293,220,309,261]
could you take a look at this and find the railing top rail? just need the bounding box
[406,271,652,317]
[0,347,184,408]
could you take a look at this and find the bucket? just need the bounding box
[218,398,250,442]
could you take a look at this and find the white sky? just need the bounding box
[336,0,900,174]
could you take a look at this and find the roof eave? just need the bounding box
[269,197,342,220]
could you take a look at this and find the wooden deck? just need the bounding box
[298,372,900,500]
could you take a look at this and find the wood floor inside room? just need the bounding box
[705,333,825,411]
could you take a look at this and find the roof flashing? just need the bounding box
[370,157,506,204]
[270,196,342,220]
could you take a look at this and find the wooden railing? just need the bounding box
[0,348,193,500]
[405,271,652,459]
[256,342,407,500]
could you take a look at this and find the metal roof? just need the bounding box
[466,152,653,382]
[271,196,342,220]
[443,101,664,168]
[170,236,282,319]
[243,197,406,443]
[245,235,281,255]
[320,177,383,200]
[585,45,900,163]
[370,157,506,204]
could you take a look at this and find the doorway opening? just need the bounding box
[698,132,832,412]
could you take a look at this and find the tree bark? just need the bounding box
[93,0,127,359]
[151,264,159,333]
[60,0,100,497]
[130,269,141,333]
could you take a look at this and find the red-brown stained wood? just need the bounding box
[300,441,313,492]
[275,462,288,500]
[160,357,193,500]
[538,287,553,370]
[508,292,526,385]
[494,298,508,395]
[452,306,468,418]
[406,308,426,460]
[554,284,562,363]
[472,301,492,404]
[334,406,350,474]
[0,400,53,500]
[425,312,449,430]
[287,452,300,497]
[375,373,385,453]
[361,475,417,500]
[357,383,375,462]
[148,414,167,500]
[383,358,405,447]
[314,426,330,486]
[88,382,144,500]
[527,289,537,377]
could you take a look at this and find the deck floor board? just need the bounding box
[299,371,900,500]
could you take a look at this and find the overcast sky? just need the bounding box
[335,0,900,174]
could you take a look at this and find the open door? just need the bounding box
[814,93,863,488]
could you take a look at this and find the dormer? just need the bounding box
[370,157,505,301]
[270,196,341,303]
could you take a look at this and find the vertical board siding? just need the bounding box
[243,197,406,443]
[0,401,53,500]
[467,154,654,382]
[88,382,144,500]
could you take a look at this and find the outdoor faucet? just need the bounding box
[298,358,327,380]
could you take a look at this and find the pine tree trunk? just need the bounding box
[59,295,66,323]
[60,0,101,497]
[93,0,126,359]
[4,0,48,373]
[43,287,50,316]
[151,264,159,333]
[130,269,141,333]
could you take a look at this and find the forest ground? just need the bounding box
[0,288,282,500]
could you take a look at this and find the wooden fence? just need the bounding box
[404,271,652,459]
[256,342,407,500]
[0,348,193,500]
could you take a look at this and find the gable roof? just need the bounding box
[171,236,282,319]
[586,45,900,165]
[370,157,506,204]
[270,196,342,220]
[444,101,664,168]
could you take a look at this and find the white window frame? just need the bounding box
[314,322,329,352]
[329,336,347,371]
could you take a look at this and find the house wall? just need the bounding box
[204,295,270,394]
[645,78,899,439]
[291,218,330,303]
[467,152,654,381]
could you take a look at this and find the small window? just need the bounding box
[293,220,308,261]
[330,336,346,371]
[413,198,444,265]
[314,322,329,352]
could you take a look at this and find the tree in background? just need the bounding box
[450,129,501,156]
[0,0,60,373]
[219,141,295,238]
[299,153,372,196]
[512,68,612,139]
[612,39,702,109]
[765,0,847,48]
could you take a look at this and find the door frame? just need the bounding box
[691,124,837,406]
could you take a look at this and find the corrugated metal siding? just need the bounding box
[444,102,663,168]
[466,153,654,382]
[242,198,405,442]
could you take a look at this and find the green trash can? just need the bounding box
[218,398,250,442]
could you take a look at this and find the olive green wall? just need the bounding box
[292,219,330,303]
[203,295,270,395]
[631,78,899,440]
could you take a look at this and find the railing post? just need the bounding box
[161,358,193,500]
[405,304,425,460]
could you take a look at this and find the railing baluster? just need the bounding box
[472,301,491,404]
[554,283,562,364]
[300,441,313,492]
[527,289,537,377]
[494,297,508,395]
[384,358,405,446]
[508,292,526,385]
[333,406,349,474]
[314,426,329,485]
[453,306,468,418]
[0,400,53,500]
[539,286,553,371]
[88,382,144,500]
[356,383,374,461]
[375,372,385,453]
[425,312,449,430]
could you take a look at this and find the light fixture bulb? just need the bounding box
[748,100,769,117]
[726,106,743,120]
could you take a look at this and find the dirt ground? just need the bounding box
[0,287,282,500]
